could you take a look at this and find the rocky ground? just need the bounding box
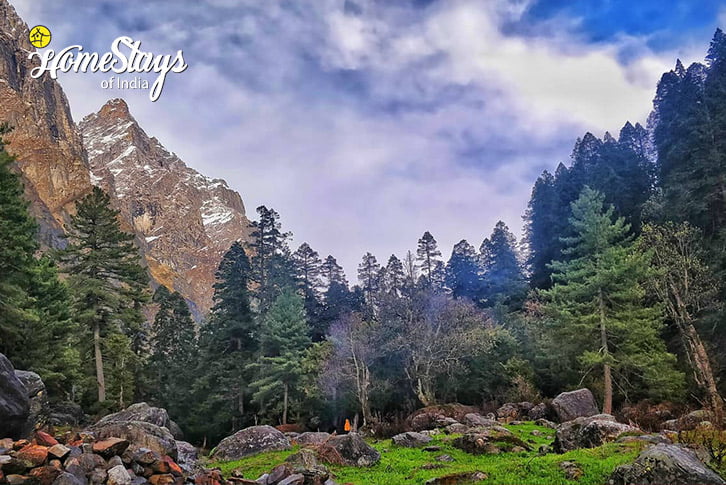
[2,352,725,485]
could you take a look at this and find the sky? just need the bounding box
[12,0,726,280]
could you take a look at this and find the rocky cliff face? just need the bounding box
[0,0,92,245]
[80,99,251,316]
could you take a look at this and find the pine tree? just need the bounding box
[417,231,442,288]
[292,243,325,340]
[193,242,257,440]
[248,206,294,312]
[541,188,684,413]
[321,255,348,288]
[149,286,198,422]
[249,289,311,425]
[479,221,525,308]
[384,254,405,296]
[525,171,560,289]
[445,240,480,300]
[60,187,149,406]
[357,252,380,312]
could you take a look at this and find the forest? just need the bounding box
[2,29,726,452]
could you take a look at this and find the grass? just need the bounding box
[209,422,645,485]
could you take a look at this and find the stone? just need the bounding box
[324,433,381,467]
[133,448,161,466]
[285,448,330,483]
[462,414,498,428]
[15,444,49,467]
[51,472,84,485]
[107,456,124,468]
[108,465,133,485]
[407,404,479,431]
[14,371,49,434]
[616,434,672,445]
[425,471,488,484]
[49,403,86,428]
[534,418,557,429]
[453,427,532,455]
[29,466,61,485]
[559,461,583,480]
[268,464,290,483]
[6,475,32,485]
[0,354,30,439]
[93,438,130,457]
[423,446,442,452]
[528,403,549,421]
[211,426,291,460]
[173,441,198,474]
[610,443,725,485]
[149,474,176,485]
[391,432,433,448]
[277,474,304,485]
[495,402,533,422]
[89,421,177,459]
[96,404,183,440]
[47,444,71,459]
[551,389,599,423]
[445,423,469,435]
[63,464,86,485]
[77,453,107,474]
[435,455,454,462]
[553,414,639,452]
[35,432,58,447]
[293,432,332,446]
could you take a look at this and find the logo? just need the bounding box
[29,25,52,48]
[28,35,188,102]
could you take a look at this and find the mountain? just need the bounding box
[0,0,252,315]
[0,0,92,246]
[80,99,251,316]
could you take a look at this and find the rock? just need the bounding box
[51,472,84,485]
[324,433,380,467]
[89,421,177,459]
[49,402,87,428]
[14,371,50,433]
[453,427,531,454]
[445,423,469,435]
[76,453,107,474]
[6,475,32,485]
[93,438,130,457]
[662,409,717,432]
[495,402,533,422]
[554,414,639,452]
[0,354,30,439]
[284,448,330,483]
[268,464,290,483]
[15,444,49,467]
[35,432,58,447]
[107,455,123,468]
[278,474,304,485]
[29,465,61,485]
[294,432,332,446]
[528,403,549,421]
[551,389,599,423]
[148,474,175,485]
[559,461,583,480]
[391,432,432,448]
[435,455,454,462]
[407,404,479,431]
[534,418,557,429]
[47,444,71,460]
[462,414,498,428]
[211,425,291,461]
[425,471,488,484]
[423,446,441,452]
[108,465,133,485]
[174,441,198,474]
[96,403,184,440]
[610,443,725,485]
[616,434,672,445]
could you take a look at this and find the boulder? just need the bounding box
[407,404,479,431]
[107,465,132,485]
[553,414,639,452]
[324,433,380,467]
[462,414,498,428]
[284,448,330,484]
[453,427,532,454]
[88,421,177,459]
[610,443,725,485]
[96,403,183,440]
[14,371,50,434]
[49,402,86,427]
[211,425,291,461]
[294,432,332,446]
[551,389,599,422]
[0,354,30,439]
[495,402,533,422]
[528,403,549,421]
[174,441,199,474]
[391,432,432,448]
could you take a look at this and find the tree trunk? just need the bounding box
[282,383,288,426]
[599,288,612,415]
[94,322,106,402]
[683,321,724,420]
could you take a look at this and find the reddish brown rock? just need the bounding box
[15,444,49,467]
[149,474,177,485]
[28,465,61,485]
[92,438,130,458]
[35,432,58,447]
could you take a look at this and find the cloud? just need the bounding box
[10,0,717,279]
